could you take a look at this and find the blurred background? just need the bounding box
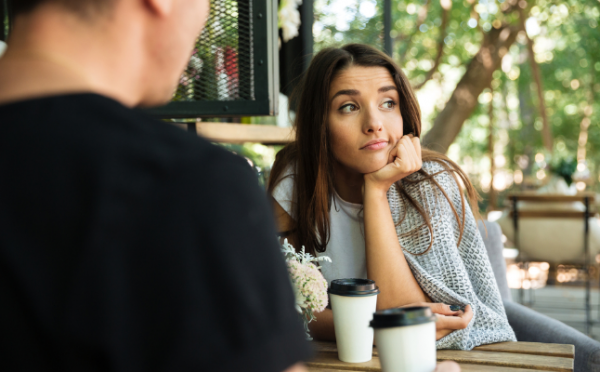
[285,0,600,212]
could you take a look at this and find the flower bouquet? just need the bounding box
[281,239,331,339]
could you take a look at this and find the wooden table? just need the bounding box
[309,341,574,372]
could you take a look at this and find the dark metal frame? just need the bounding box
[148,0,279,118]
[1,0,10,42]
[279,0,313,101]
[300,0,313,72]
[512,195,595,335]
[383,0,393,57]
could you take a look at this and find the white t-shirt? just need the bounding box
[272,166,368,284]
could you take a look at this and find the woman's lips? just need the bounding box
[361,141,388,150]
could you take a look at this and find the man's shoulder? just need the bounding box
[3,93,243,168]
[0,93,254,191]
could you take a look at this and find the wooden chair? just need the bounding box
[507,193,597,335]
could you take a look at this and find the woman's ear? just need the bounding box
[144,0,173,17]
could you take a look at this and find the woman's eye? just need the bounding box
[339,104,357,113]
[382,100,396,109]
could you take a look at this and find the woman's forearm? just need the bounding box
[363,183,429,309]
[308,308,335,341]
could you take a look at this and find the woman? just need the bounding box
[269,44,516,350]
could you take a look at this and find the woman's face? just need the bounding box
[328,65,404,175]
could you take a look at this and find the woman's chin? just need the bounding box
[360,160,389,174]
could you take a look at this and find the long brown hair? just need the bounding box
[268,44,480,257]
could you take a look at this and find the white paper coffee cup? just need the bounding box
[370,307,437,372]
[328,278,380,363]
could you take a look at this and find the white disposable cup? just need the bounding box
[371,307,437,372]
[328,279,380,363]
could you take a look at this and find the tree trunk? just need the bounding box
[488,85,496,210]
[519,8,553,153]
[422,25,521,154]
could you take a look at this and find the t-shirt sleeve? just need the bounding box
[185,149,312,371]
[271,166,296,218]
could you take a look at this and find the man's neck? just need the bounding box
[0,6,147,107]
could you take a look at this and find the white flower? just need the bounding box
[292,278,306,312]
[279,0,302,42]
[281,239,331,339]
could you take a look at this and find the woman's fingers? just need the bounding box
[397,303,472,341]
[400,302,462,316]
[435,305,473,331]
[403,135,421,169]
[365,135,422,189]
[436,361,461,372]
[395,137,422,173]
[396,139,412,167]
[408,134,422,161]
[397,142,410,168]
[387,139,400,163]
[417,302,461,316]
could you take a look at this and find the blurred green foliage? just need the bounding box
[550,155,577,186]
[313,0,600,212]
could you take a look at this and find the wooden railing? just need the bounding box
[173,123,295,145]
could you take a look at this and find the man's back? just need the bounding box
[0,93,310,371]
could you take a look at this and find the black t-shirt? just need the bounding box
[0,94,311,371]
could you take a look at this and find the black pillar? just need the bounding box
[1,0,8,42]
[279,0,313,98]
[300,0,313,73]
[383,0,393,57]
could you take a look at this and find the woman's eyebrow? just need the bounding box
[330,85,397,102]
[378,85,398,93]
[331,89,360,101]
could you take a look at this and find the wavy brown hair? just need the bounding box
[268,44,481,257]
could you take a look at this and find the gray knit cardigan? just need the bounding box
[388,161,516,350]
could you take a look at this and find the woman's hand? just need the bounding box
[401,303,473,341]
[436,361,461,372]
[364,134,422,195]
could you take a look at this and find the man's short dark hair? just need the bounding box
[11,0,112,16]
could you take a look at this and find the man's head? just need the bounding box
[4,0,210,106]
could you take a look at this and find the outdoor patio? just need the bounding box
[514,286,600,340]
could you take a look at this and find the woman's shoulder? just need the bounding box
[271,163,296,217]
[402,160,461,198]
[422,159,451,174]
[404,160,452,182]
[272,163,296,189]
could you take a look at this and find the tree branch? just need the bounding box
[518,8,553,153]
[469,0,483,33]
[413,0,452,90]
[576,56,596,163]
[398,0,431,62]
[421,25,521,154]
[488,83,496,210]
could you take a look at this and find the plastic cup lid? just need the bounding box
[370,306,437,328]
[327,278,380,297]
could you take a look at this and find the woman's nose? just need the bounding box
[362,107,383,133]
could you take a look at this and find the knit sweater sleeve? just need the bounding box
[387,161,516,350]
